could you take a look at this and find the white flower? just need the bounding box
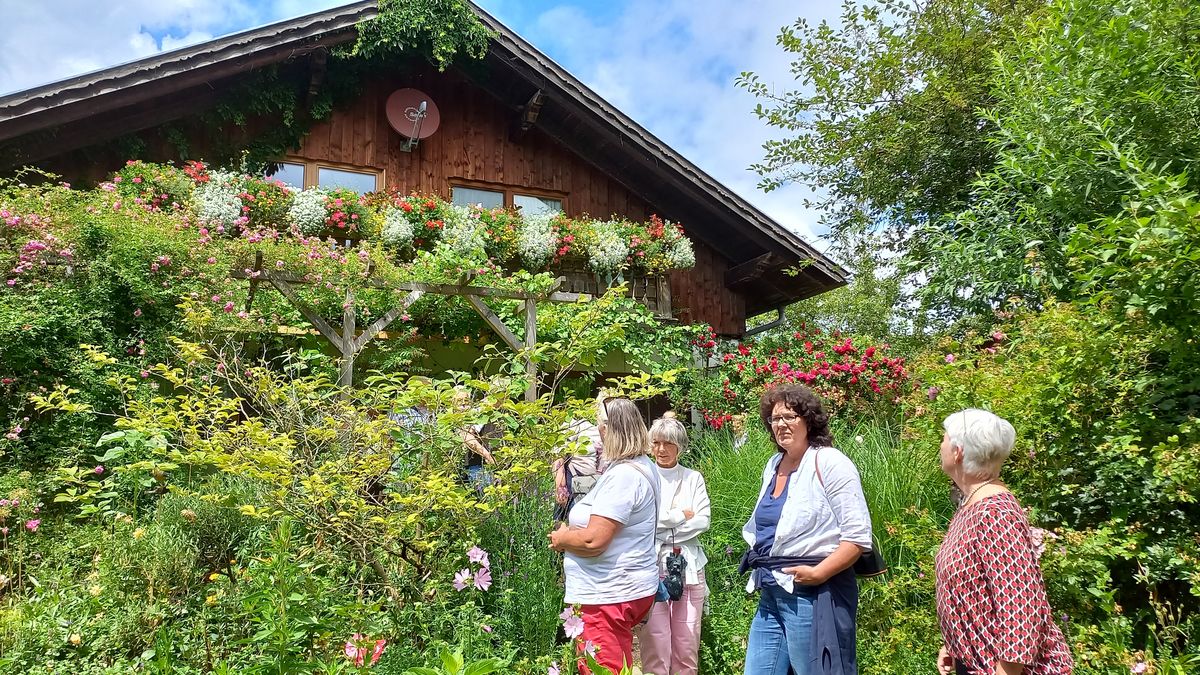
[381,207,415,248]
[440,205,486,257]
[193,171,243,228]
[518,211,558,267]
[666,236,695,269]
[289,188,329,236]
[587,220,628,273]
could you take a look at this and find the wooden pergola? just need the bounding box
[232,252,590,400]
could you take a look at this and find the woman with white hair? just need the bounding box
[549,397,659,674]
[637,416,711,675]
[935,409,1074,675]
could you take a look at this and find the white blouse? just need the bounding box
[653,462,711,586]
[741,446,873,593]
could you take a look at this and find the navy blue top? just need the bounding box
[751,466,796,586]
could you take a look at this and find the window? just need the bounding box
[267,159,383,194]
[513,194,563,216]
[266,162,305,189]
[450,183,568,213]
[452,186,505,209]
[317,167,378,195]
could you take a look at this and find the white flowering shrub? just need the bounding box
[381,207,415,248]
[289,188,329,236]
[193,171,244,228]
[587,220,629,274]
[518,211,558,268]
[440,205,486,258]
[664,223,696,269]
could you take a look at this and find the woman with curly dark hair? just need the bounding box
[739,384,873,675]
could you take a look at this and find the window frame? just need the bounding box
[270,158,385,194]
[449,179,568,214]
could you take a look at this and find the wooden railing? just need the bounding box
[554,265,673,319]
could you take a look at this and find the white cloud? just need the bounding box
[0,1,349,95]
[512,0,840,246]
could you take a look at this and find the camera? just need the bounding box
[664,547,687,601]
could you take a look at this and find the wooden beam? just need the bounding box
[465,295,522,353]
[523,298,537,402]
[352,289,423,352]
[305,49,328,112]
[724,252,787,289]
[510,89,545,141]
[267,275,342,347]
[339,288,356,387]
[244,251,264,314]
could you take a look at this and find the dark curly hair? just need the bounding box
[759,384,832,451]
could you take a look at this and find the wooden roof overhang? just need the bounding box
[0,0,846,320]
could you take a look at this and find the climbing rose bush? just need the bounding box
[675,324,912,426]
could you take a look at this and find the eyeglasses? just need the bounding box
[769,413,801,426]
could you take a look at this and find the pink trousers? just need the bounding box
[637,571,706,675]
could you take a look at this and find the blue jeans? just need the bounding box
[744,583,817,675]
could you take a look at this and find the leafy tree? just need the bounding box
[912,0,1200,318]
[737,0,1042,241]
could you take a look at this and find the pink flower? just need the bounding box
[548,662,561,675]
[481,624,493,633]
[926,386,940,400]
[24,519,39,532]
[562,614,585,639]
[467,545,490,568]
[140,371,150,379]
[453,568,472,591]
[1132,662,1147,674]
[582,640,598,658]
[370,639,386,666]
[344,634,364,666]
[0,527,7,535]
[94,465,104,475]
[133,308,142,317]
[992,331,1007,342]
[223,301,235,313]
[0,499,8,507]
[944,353,956,363]
[473,566,492,591]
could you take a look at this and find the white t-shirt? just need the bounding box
[563,456,660,605]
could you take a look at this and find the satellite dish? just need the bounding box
[386,88,440,151]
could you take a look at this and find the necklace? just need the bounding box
[961,479,997,506]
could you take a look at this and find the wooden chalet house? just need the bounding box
[0,1,846,339]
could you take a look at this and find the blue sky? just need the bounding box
[0,0,839,246]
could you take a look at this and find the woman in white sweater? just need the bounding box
[637,416,711,675]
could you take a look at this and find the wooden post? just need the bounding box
[524,298,537,402]
[339,287,356,388]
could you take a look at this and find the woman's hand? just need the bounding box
[548,523,570,552]
[781,565,828,586]
[682,509,694,520]
[937,645,954,674]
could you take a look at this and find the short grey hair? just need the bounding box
[649,417,689,453]
[942,408,1016,479]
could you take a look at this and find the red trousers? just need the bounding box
[578,594,656,674]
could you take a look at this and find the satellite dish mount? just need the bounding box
[400,101,427,152]
[386,88,441,153]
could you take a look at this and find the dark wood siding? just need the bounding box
[293,72,651,222]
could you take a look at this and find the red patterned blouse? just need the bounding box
[935,492,1074,674]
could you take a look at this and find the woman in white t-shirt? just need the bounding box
[549,397,659,674]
